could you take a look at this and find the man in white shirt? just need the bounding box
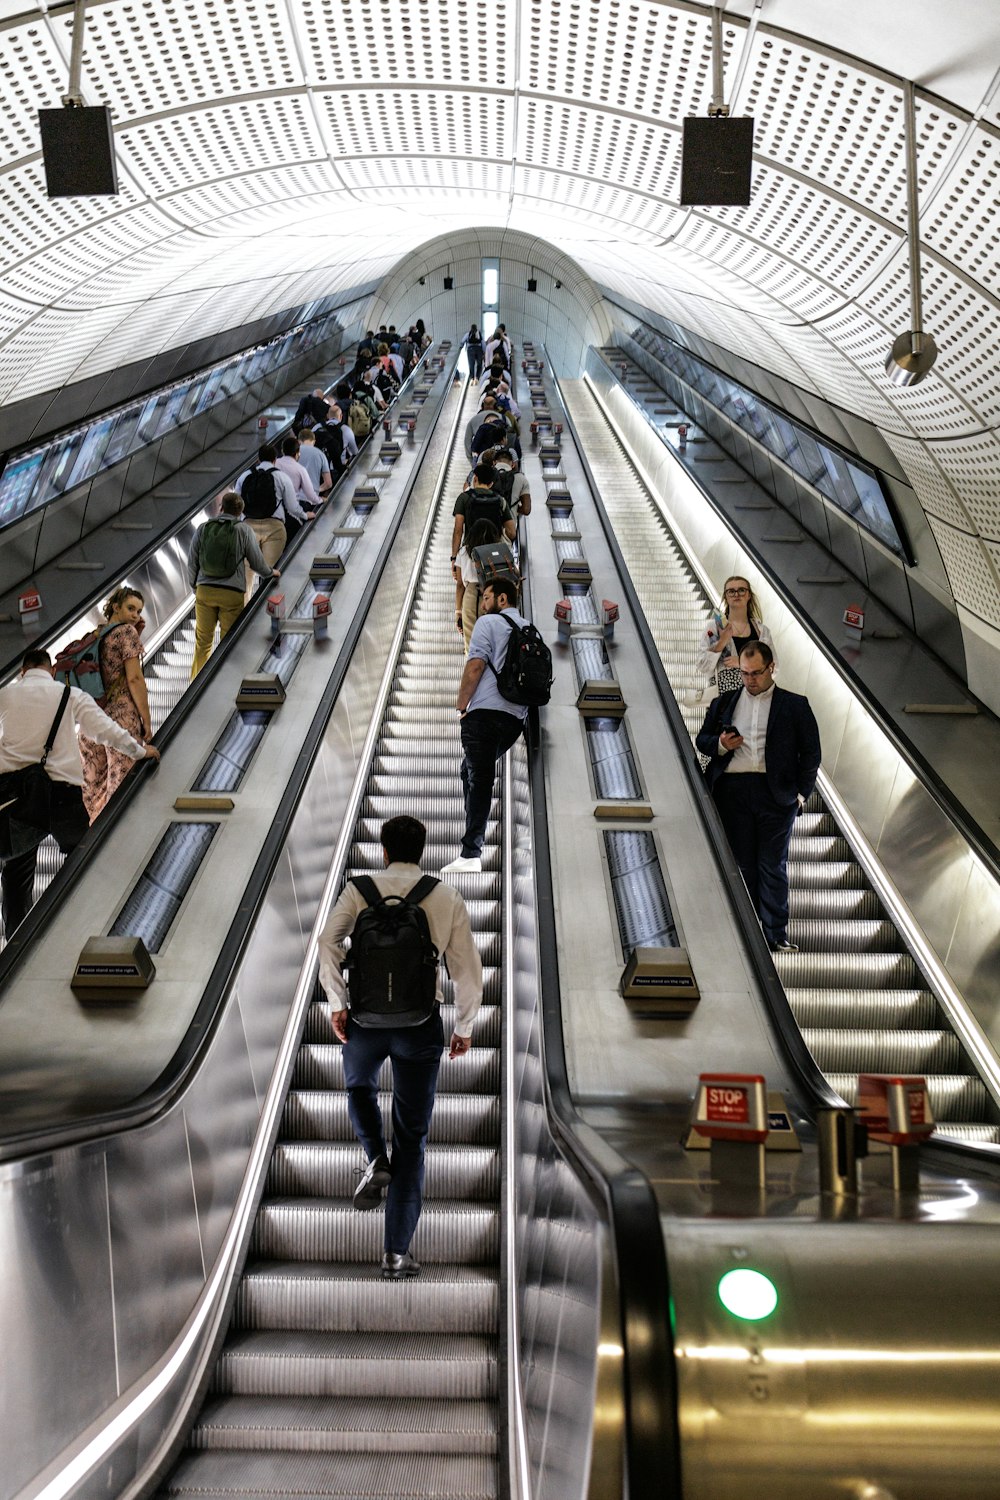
[443,576,528,874]
[696,641,821,952]
[0,647,160,936]
[318,815,483,1279]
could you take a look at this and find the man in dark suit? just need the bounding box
[696,640,821,951]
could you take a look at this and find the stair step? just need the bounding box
[236,1262,498,1335]
[190,1395,497,1454]
[214,1330,497,1399]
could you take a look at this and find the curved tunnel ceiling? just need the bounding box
[1,0,1000,671]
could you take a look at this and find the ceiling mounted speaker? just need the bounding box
[527,279,537,292]
[679,116,753,206]
[443,276,454,290]
[39,106,118,197]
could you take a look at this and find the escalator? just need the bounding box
[557,374,998,1144]
[162,388,504,1498]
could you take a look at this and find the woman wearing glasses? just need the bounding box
[697,576,772,695]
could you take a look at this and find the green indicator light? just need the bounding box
[717,1268,778,1321]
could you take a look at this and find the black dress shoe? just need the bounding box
[770,939,799,953]
[353,1154,391,1210]
[381,1250,421,1280]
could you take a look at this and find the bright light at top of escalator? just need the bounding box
[717,1268,778,1321]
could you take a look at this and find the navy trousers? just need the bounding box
[459,708,524,858]
[342,1011,444,1254]
[712,772,797,945]
[1,782,89,938]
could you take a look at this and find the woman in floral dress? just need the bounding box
[80,587,152,821]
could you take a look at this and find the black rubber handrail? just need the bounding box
[593,342,1000,887]
[0,349,434,991]
[0,345,458,1159]
[517,493,683,1495]
[553,362,844,1114]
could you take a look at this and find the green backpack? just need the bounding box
[199,518,242,578]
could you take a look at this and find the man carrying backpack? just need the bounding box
[443,575,551,874]
[188,491,278,677]
[450,462,516,577]
[318,815,483,1280]
[235,443,311,576]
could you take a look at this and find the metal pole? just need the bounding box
[63,0,87,106]
[903,80,924,354]
[709,2,728,116]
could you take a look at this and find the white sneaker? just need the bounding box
[441,855,482,874]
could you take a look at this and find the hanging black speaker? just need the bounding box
[39,105,118,197]
[679,116,753,206]
[527,278,537,292]
[443,276,454,290]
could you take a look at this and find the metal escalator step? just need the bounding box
[189,1395,497,1454]
[292,1046,500,1093]
[252,1200,499,1264]
[787,888,882,919]
[213,1330,497,1399]
[161,1449,497,1499]
[352,842,501,872]
[802,1028,963,1073]
[787,860,865,889]
[824,1073,990,1122]
[932,1123,1000,1144]
[356,817,492,848]
[346,867,502,902]
[793,812,837,836]
[282,1091,500,1145]
[268,1143,500,1200]
[236,1262,499,1335]
[363,794,492,820]
[786,918,902,952]
[786,989,937,1029]
[772,951,919,987]
[788,835,852,861]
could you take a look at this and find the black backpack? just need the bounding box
[315,421,345,468]
[464,486,506,533]
[242,465,280,519]
[489,614,553,707]
[344,875,441,1028]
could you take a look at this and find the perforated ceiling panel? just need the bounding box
[1,0,999,657]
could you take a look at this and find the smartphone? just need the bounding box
[721,724,739,737]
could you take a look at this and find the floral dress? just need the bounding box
[80,623,145,821]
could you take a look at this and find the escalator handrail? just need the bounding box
[593,344,1000,888]
[516,510,684,1498]
[0,349,435,991]
[0,345,459,1162]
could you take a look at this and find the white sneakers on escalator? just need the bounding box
[441,855,482,874]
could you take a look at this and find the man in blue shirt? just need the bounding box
[443,576,527,874]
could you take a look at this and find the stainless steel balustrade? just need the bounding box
[558,368,1000,1143]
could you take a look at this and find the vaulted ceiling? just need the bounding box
[2,0,999,679]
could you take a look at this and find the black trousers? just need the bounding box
[459,708,524,858]
[712,772,797,945]
[1,782,89,937]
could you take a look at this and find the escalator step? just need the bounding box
[252,1201,498,1265]
[282,1091,500,1145]
[213,1330,497,1399]
[786,918,902,952]
[268,1143,500,1200]
[786,860,865,890]
[292,1046,500,1093]
[772,951,919,987]
[825,1072,989,1122]
[161,1449,497,1499]
[236,1262,498,1335]
[786,989,937,1029]
[189,1395,497,1454]
[787,888,882,920]
[802,1028,963,1073]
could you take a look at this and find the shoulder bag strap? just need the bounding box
[40,686,71,768]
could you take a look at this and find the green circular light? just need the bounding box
[717,1268,778,1321]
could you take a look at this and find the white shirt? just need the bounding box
[723,683,775,773]
[276,453,320,508]
[235,461,307,523]
[0,670,146,786]
[318,864,484,1037]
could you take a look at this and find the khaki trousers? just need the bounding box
[191,585,244,678]
[246,517,287,598]
[461,582,482,650]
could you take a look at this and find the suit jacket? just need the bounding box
[696,685,821,807]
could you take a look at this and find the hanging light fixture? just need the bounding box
[885,80,937,387]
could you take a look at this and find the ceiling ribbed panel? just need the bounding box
[0,0,999,654]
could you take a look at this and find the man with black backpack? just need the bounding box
[450,462,515,586]
[235,443,313,577]
[318,815,483,1280]
[443,575,552,874]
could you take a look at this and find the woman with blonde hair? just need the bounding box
[79,585,152,820]
[697,575,773,695]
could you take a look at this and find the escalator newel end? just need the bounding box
[71,935,155,1005]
